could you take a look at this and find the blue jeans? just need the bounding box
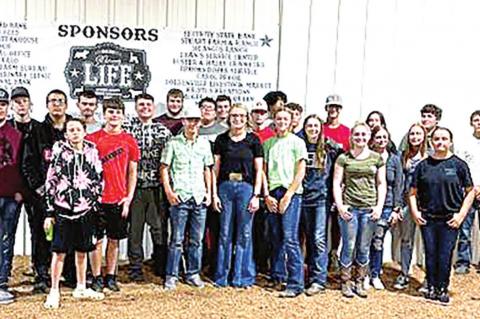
[214,181,256,287]
[302,201,328,286]
[166,198,207,279]
[421,218,459,289]
[455,208,476,267]
[369,207,393,278]
[267,188,304,292]
[338,207,376,268]
[397,206,416,277]
[0,197,20,288]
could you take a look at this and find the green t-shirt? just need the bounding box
[336,151,384,207]
[263,133,308,194]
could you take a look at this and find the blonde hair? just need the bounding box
[227,103,251,129]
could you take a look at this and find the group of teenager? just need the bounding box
[0,86,478,308]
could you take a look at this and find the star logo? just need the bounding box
[69,68,80,78]
[260,35,273,47]
[134,71,144,80]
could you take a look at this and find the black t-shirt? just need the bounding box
[214,132,263,185]
[412,155,473,215]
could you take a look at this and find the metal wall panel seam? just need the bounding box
[359,0,370,117]
[275,0,283,90]
[303,0,314,109]
[333,0,342,91]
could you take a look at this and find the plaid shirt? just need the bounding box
[161,134,213,205]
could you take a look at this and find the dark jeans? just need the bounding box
[128,187,168,269]
[24,199,51,283]
[301,201,329,286]
[421,218,459,289]
[166,198,207,279]
[267,188,304,293]
[253,206,270,274]
[455,208,476,268]
[0,197,20,288]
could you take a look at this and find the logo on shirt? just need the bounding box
[101,147,124,164]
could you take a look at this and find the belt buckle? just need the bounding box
[229,173,243,182]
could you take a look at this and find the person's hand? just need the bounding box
[119,197,132,219]
[278,192,293,214]
[166,191,181,206]
[203,193,212,207]
[411,209,426,226]
[248,196,260,213]
[212,194,222,212]
[338,204,352,221]
[447,213,464,229]
[14,192,23,203]
[370,206,382,221]
[389,207,402,226]
[265,195,278,213]
[43,217,55,231]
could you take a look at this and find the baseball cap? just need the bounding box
[251,100,268,112]
[325,94,342,107]
[182,102,202,119]
[0,88,9,103]
[11,86,30,99]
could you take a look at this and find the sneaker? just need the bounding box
[424,286,437,300]
[0,289,14,305]
[32,281,49,294]
[43,291,60,309]
[393,275,410,290]
[418,279,428,294]
[354,280,368,298]
[363,275,371,290]
[371,277,385,290]
[72,288,105,300]
[185,274,205,289]
[341,282,355,298]
[91,276,104,293]
[437,288,450,304]
[104,275,120,292]
[305,283,326,296]
[164,276,178,291]
[454,264,470,275]
[278,289,302,298]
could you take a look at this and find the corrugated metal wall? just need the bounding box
[3,0,480,264]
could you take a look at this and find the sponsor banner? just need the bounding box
[0,21,278,119]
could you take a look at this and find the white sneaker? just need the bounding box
[44,292,60,309]
[363,275,371,290]
[164,276,178,291]
[72,288,105,300]
[371,277,385,290]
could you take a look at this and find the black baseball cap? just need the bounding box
[11,86,30,99]
[0,88,9,103]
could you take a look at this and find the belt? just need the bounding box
[228,173,243,182]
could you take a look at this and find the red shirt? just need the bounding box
[323,123,350,151]
[86,129,140,204]
[0,123,23,197]
[254,126,275,144]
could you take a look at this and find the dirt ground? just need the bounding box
[1,256,480,319]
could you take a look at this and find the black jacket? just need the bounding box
[21,114,72,193]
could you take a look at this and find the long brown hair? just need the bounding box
[303,114,327,170]
[402,123,428,167]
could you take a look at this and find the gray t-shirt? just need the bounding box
[199,121,228,144]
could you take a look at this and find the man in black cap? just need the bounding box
[21,89,72,293]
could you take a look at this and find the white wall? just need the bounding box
[3,0,480,263]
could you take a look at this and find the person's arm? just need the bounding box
[120,160,138,218]
[203,166,212,207]
[408,187,426,225]
[333,162,352,220]
[371,164,387,220]
[212,154,222,212]
[279,159,306,214]
[161,163,180,206]
[447,186,475,228]
[43,146,61,230]
[247,157,264,213]
[263,161,278,213]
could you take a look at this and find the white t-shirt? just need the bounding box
[456,133,480,185]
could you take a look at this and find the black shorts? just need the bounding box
[95,203,128,240]
[51,212,95,254]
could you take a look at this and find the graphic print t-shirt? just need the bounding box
[86,129,140,204]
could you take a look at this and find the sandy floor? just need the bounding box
[1,256,480,319]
